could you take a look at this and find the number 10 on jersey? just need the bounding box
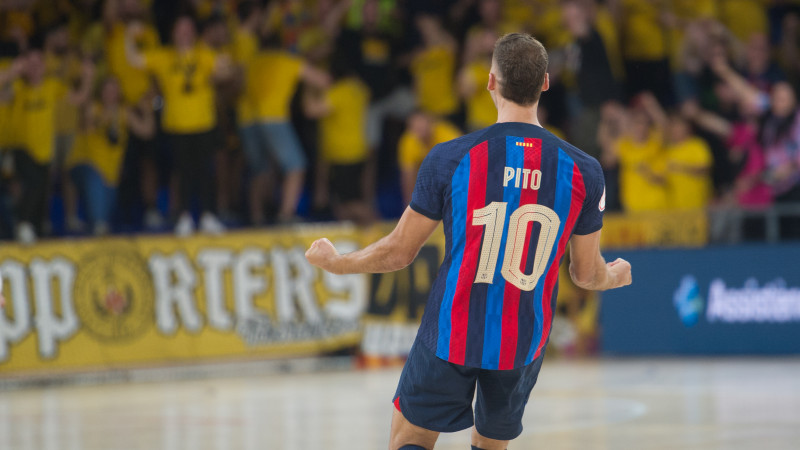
[472,202,560,291]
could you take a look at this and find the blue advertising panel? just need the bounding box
[600,244,800,355]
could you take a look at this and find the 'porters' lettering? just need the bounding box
[503,167,541,190]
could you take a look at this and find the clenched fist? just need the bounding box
[607,258,632,289]
[305,238,340,274]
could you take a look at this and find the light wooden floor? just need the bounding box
[1,358,799,449]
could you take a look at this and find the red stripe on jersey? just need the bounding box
[449,142,489,365]
[533,163,586,361]
[498,138,541,370]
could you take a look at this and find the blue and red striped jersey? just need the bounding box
[410,122,605,370]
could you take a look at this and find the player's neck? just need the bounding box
[495,100,542,127]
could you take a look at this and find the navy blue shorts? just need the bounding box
[393,336,545,441]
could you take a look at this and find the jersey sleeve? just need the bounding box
[409,145,446,221]
[573,158,605,235]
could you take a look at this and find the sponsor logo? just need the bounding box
[599,188,606,212]
[707,278,800,323]
[673,275,704,327]
[673,276,800,326]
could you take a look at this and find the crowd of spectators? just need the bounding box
[1,0,800,244]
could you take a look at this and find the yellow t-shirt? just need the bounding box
[464,61,496,131]
[248,51,304,122]
[411,45,458,116]
[719,0,768,41]
[144,45,218,134]
[398,121,462,170]
[621,0,667,61]
[530,0,572,48]
[107,23,159,105]
[319,78,370,165]
[617,131,668,212]
[69,103,129,186]
[10,78,67,164]
[232,29,258,125]
[665,137,713,210]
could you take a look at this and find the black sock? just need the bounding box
[399,446,427,450]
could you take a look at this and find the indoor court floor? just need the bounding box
[1,357,799,450]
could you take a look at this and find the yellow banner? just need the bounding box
[0,225,368,373]
[0,211,706,374]
[601,210,708,249]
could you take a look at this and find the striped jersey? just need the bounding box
[410,122,605,370]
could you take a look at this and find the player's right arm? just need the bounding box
[569,230,632,291]
[305,206,440,275]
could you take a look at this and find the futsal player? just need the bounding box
[306,33,632,450]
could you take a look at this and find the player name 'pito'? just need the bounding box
[503,167,542,190]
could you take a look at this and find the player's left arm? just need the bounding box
[568,157,632,291]
[305,207,440,274]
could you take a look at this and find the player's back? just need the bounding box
[410,122,605,370]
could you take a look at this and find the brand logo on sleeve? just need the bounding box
[599,188,606,212]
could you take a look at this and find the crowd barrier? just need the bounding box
[601,244,800,355]
[0,210,710,375]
